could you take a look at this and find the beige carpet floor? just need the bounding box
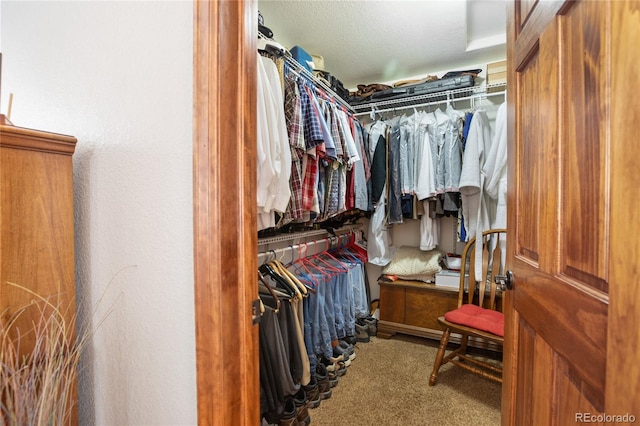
[308,335,502,426]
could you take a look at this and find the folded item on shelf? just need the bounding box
[352,83,393,100]
[258,39,288,57]
[441,68,482,78]
[258,24,273,39]
[393,74,439,87]
[368,74,475,102]
[290,45,315,72]
[311,54,325,71]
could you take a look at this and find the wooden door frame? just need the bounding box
[193,0,259,424]
[606,0,640,415]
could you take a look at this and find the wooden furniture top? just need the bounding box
[378,278,457,293]
[1,124,77,154]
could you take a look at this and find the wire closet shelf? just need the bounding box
[352,82,507,117]
[257,225,362,247]
[258,32,355,114]
[257,225,363,265]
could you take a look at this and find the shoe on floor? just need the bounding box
[293,388,311,426]
[315,364,332,400]
[319,354,343,373]
[355,323,370,343]
[339,340,356,361]
[364,317,378,337]
[343,335,357,345]
[335,360,347,376]
[278,396,298,426]
[302,375,321,409]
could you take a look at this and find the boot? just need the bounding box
[294,388,310,426]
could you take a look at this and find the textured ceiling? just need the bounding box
[258,0,507,90]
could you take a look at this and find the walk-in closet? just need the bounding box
[255,2,507,425]
[194,0,637,423]
[1,0,635,424]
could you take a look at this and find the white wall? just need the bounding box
[1,1,196,424]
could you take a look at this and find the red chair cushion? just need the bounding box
[444,304,504,337]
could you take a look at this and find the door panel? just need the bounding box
[560,1,609,293]
[516,49,541,264]
[555,357,602,425]
[505,0,616,423]
[517,0,537,28]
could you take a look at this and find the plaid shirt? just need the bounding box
[284,77,304,219]
[298,80,324,150]
[324,101,343,158]
[298,81,326,212]
[330,105,347,160]
[301,146,318,212]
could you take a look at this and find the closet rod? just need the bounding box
[258,224,361,246]
[354,89,506,118]
[258,32,355,114]
[282,55,356,114]
[257,232,355,266]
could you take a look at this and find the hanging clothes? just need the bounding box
[364,119,394,265]
[483,102,508,270]
[458,103,509,281]
[415,111,437,201]
[259,302,300,423]
[387,116,403,224]
[351,120,369,212]
[257,53,292,231]
[444,104,464,192]
[484,102,508,230]
[283,240,368,369]
[367,184,395,266]
[258,56,371,231]
[282,76,305,223]
[399,114,412,195]
[459,108,492,243]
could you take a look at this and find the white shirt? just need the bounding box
[257,54,292,230]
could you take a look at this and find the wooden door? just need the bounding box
[504,1,640,424]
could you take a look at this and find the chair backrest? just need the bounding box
[457,229,507,312]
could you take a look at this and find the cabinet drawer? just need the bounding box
[379,285,405,323]
[405,287,458,330]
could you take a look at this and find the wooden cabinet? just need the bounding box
[378,280,459,340]
[0,124,77,423]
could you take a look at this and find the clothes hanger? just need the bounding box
[271,244,308,292]
[280,262,317,294]
[311,251,343,276]
[291,259,320,289]
[322,236,350,271]
[269,259,310,296]
[331,233,364,265]
[298,254,333,281]
[304,238,345,275]
[287,242,322,288]
[258,271,280,313]
[258,263,298,298]
[279,269,303,298]
[344,232,368,262]
[334,238,362,264]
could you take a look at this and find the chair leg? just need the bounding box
[458,334,469,362]
[429,327,451,386]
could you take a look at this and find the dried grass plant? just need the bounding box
[1,282,90,426]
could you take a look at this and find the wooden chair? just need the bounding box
[429,228,507,386]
